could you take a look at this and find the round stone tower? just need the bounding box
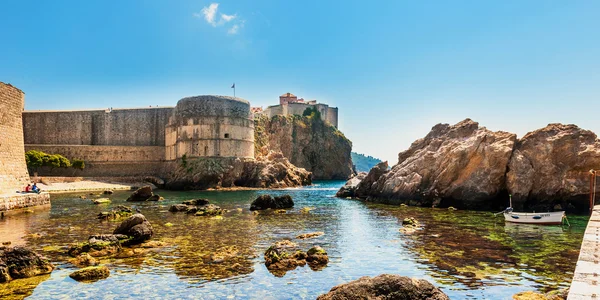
[165,95,254,160]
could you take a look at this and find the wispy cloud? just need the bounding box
[194,3,243,35]
[221,13,236,23]
[198,3,219,26]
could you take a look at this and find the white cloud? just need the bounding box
[220,13,236,23]
[194,3,244,35]
[227,24,239,35]
[200,3,219,26]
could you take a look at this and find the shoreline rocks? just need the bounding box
[317,274,450,300]
[113,214,153,244]
[0,246,54,283]
[338,119,600,212]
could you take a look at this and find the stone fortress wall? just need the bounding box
[0,82,31,193]
[22,95,254,177]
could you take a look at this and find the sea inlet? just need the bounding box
[0,181,587,299]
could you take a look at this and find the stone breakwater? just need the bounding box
[0,193,50,213]
[340,118,600,212]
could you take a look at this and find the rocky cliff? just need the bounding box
[507,124,600,210]
[255,114,354,180]
[342,119,600,212]
[164,149,312,190]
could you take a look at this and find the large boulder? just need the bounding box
[127,186,154,201]
[250,194,294,211]
[507,123,600,211]
[336,172,368,198]
[354,119,516,209]
[317,274,449,300]
[0,246,54,283]
[113,214,153,244]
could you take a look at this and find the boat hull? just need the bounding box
[503,211,565,225]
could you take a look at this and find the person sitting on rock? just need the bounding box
[24,184,31,192]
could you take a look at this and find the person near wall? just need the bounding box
[32,183,40,193]
[24,184,31,192]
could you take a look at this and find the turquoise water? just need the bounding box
[0,181,588,299]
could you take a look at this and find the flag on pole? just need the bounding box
[231,83,235,89]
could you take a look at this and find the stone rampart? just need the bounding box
[0,193,51,213]
[0,82,31,194]
[23,107,172,146]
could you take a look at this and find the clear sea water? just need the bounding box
[0,181,587,299]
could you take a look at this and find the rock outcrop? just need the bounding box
[164,151,312,190]
[353,119,516,209]
[0,246,54,283]
[113,214,153,244]
[263,240,329,277]
[341,119,600,211]
[255,114,354,180]
[507,123,600,211]
[317,274,449,300]
[335,172,367,198]
[250,194,294,211]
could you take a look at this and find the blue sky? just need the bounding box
[2,1,600,163]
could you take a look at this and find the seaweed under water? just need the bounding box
[0,181,587,299]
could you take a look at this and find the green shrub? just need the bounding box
[72,159,85,170]
[25,150,72,170]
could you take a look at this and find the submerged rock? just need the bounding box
[113,214,153,244]
[250,194,294,211]
[69,253,98,267]
[0,246,54,283]
[195,204,224,216]
[146,194,163,201]
[296,232,324,239]
[68,235,128,257]
[69,266,110,282]
[92,198,111,205]
[183,199,210,206]
[306,246,329,269]
[97,205,134,220]
[169,204,189,212]
[103,190,114,195]
[126,186,153,202]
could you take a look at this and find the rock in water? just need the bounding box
[507,123,600,210]
[296,232,324,239]
[69,253,97,267]
[0,246,54,283]
[69,266,110,282]
[168,204,189,212]
[113,214,153,244]
[317,274,450,300]
[194,204,224,216]
[354,119,516,209]
[183,198,210,206]
[146,194,163,201]
[306,246,329,269]
[336,172,367,198]
[250,194,294,211]
[92,198,111,204]
[126,186,153,202]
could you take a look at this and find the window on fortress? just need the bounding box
[224,133,230,138]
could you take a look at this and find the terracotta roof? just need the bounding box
[280,93,296,97]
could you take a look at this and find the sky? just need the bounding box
[2,1,600,163]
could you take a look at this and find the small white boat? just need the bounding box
[498,195,567,225]
[503,209,565,225]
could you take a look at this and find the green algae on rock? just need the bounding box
[69,266,110,282]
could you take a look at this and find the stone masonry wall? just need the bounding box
[0,82,31,194]
[23,107,173,146]
[24,145,165,162]
[0,193,50,212]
